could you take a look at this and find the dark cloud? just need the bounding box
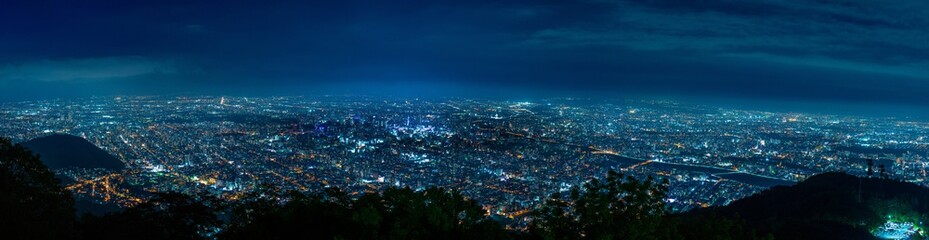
[525,0,929,65]
[0,56,176,82]
[0,0,927,115]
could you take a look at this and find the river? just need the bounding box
[606,155,796,188]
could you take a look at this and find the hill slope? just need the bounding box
[684,172,929,239]
[21,134,124,170]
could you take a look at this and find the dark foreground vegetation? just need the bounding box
[2,137,927,239]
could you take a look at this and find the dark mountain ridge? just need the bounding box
[683,172,929,239]
[20,134,124,170]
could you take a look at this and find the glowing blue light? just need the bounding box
[875,221,917,239]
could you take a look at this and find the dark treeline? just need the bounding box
[3,137,927,239]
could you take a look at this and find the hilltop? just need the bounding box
[21,134,124,170]
[684,172,929,239]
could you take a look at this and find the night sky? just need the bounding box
[1,0,928,116]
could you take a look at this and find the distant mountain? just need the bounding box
[684,172,929,239]
[21,134,124,170]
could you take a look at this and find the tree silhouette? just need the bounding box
[0,137,76,239]
[867,159,874,177]
[879,164,888,179]
[220,186,506,240]
[219,187,355,239]
[379,187,504,239]
[80,192,222,240]
[528,192,581,240]
[528,170,675,240]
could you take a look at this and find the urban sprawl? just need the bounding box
[2,96,927,227]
